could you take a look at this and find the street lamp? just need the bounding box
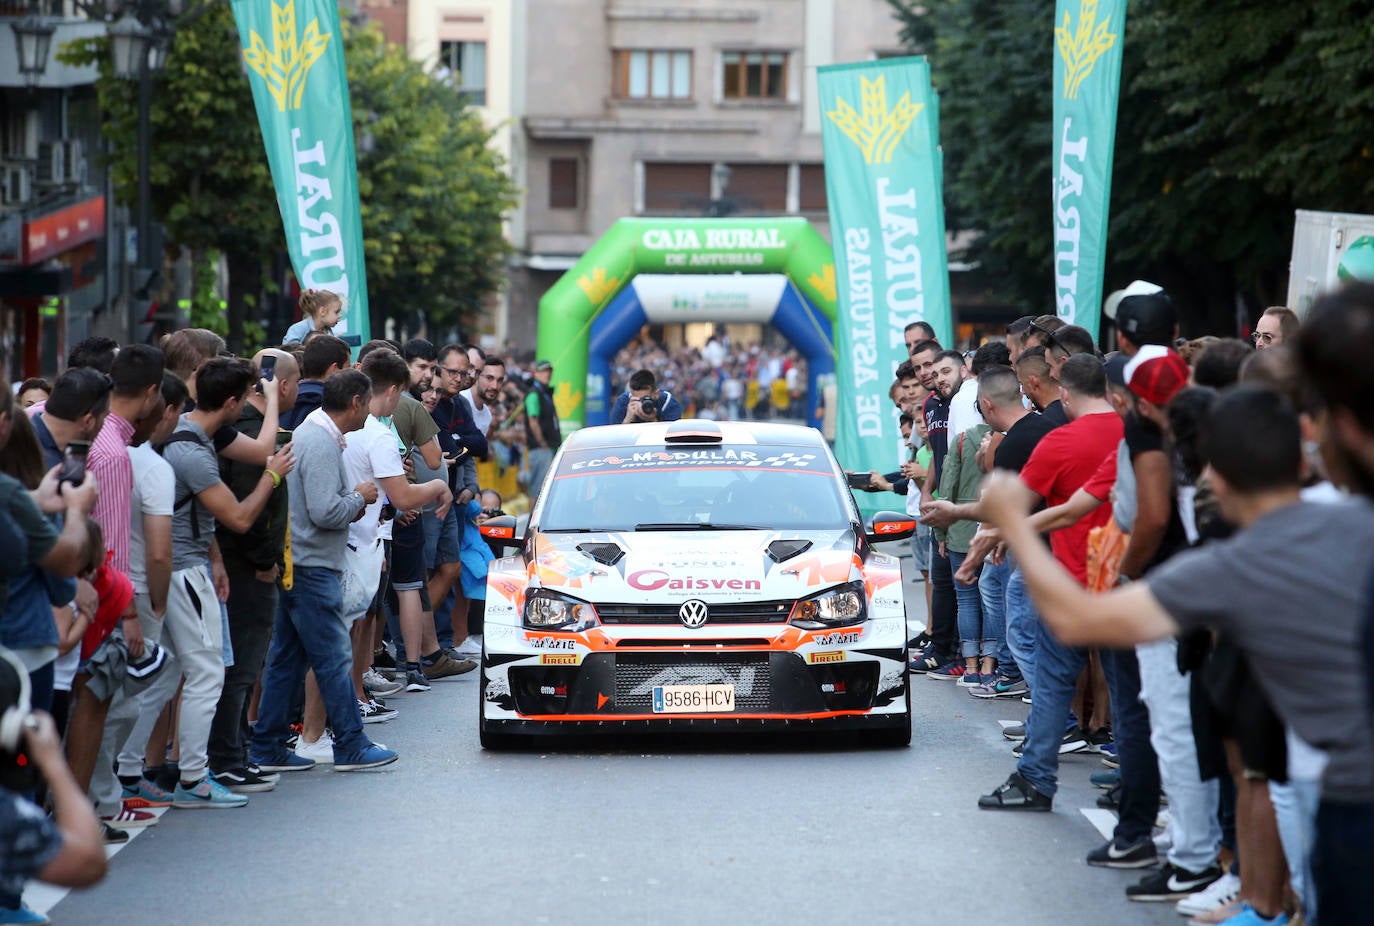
[11,6,57,85]
[107,12,151,79]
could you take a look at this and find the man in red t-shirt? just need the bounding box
[979,354,1123,811]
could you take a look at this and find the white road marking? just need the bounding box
[1080,808,1118,841]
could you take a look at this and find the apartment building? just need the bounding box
[393,0,906,345]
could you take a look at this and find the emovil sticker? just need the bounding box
[632,274,788,323]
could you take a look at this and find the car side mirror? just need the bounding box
[864,510,917,544]
[478,515,523,549]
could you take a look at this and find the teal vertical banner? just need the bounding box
[1052,0,1127,341]
[232,0,370,339]
[818,57,950,515]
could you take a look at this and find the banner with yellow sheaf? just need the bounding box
[818,57,949,514]
[233,0,369,340]
[1052,0,1127,341]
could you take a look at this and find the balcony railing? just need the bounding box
[0,1,66,17]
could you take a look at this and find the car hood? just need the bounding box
[525,528,862,603]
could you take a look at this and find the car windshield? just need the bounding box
[539,443,850,532]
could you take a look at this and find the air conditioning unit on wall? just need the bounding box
[36,141,65,185]
[62,139,85,184]
[2,165,34,206]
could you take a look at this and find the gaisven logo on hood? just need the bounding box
[627,570,762,592]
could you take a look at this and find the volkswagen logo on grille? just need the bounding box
[678,599,709,629]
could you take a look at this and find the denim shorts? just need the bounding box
[389,518,427,591]
[912,523,933,573]
[423,504,462,570]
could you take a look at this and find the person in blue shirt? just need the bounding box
[609,369,684,425]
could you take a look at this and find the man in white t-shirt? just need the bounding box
[339,350,452,728]
[92,371,185,820]
[462,355,505,440]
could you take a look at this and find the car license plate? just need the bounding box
[652,684,735,713]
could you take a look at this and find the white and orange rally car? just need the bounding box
[476,419,915,748]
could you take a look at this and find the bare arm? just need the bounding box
[217,381,281,465]
[1026,487,1105,535]
[416,435,442,470]
[26,713,107,888]
[980,472,1179,647]
[376,474,452,519]
[1116,450,1171,581]
[142,512,172,616]
[35,469,99,577]
[196,444,294,534]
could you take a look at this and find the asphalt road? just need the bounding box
[38,549,1179,926]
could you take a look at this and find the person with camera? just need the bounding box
[611,369,684,425]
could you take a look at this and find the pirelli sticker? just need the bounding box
[540,653,580,666]
[808,650,846,665]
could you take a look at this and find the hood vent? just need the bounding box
[576,542,626,567]
[766,539,813,563]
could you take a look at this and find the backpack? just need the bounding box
[162,430,211,540]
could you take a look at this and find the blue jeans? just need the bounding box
[250,566,370,761]
[947,549,991,660]
[1016,617,1086,798]
[1314,798,1374,923]
[979,557,1016,676]
[1100,648,1163,845]
[1004,563,1038,691]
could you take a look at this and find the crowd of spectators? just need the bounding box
[849,291,1370,926]
[609,334,808,421]
[0,286,564,921]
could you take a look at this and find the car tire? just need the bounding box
[866,679,912,748]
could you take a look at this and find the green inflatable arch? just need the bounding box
[535,217,839,431]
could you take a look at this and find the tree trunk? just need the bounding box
[225,252,260,356]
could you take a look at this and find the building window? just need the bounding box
[439,40,488,106]
[798,164,828,212]
[723,163,788,213]
[614,50,692,100]
[721,51,787,100]
[549,158,580,210]
[643,162,713,214]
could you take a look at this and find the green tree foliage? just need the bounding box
[61,7,514,348]
[887,0,1374,332]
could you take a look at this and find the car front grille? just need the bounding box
[596,600,793,625]
[613,653,772,712]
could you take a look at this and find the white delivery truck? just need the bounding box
[1287,209,1374,317]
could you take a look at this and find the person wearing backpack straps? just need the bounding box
[157,358,295,810]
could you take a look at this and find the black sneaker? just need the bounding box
[373,647,398,670]
[1011,739,1025,757]
[908,645,943,674]
[977,772,1052,811]
[1084,726,1113,753]
[211,765,278,794]
[405,669,432,692]
[1097,783,1122,810]
[1125,863,1223,902]
[102,821,130,844]
[1059,726,1090,754]
[1086,835,1158,869]
[1002,722,1026,741]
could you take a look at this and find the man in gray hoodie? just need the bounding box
[250,370,398,772]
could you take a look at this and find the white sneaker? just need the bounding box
[1175,871,1240,916]
[363,668,404,697]
[453,635,482,657]
[294,731,335,765]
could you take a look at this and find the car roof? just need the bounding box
[564,419,829,451]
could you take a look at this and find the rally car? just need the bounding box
[476,419,916,748]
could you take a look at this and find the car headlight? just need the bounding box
[523,589,599,631]
[789,581,867,629]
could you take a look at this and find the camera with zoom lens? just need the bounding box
[638,395,660,417]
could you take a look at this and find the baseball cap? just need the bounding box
[1104,354,1131,389]
[534,360,553,372]
[1123,345,1190,406]
[1115,281,1176,347]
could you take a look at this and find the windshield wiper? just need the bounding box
[541,527,619,534]
[633,522,764,531]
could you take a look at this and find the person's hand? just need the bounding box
[254,564,281,584]
[33,466,66,513]
[60,470,99,516]
[356,482,380,505]
[434,484,454,521]
[937,541,947,559]
[74,579,98,622]
[212,559,230,603]
[989,541,1009,566]
[868,471,893,492]
[261,377,280,408]
[122,613,145,660]
[20,712,64,769]
[457,488,475,506]
[266,442,295,480]
[899,460,926,481]
[979,471,1035,528]
[404,455,418,480]
[920,499,957,529]
[395,508,418,527]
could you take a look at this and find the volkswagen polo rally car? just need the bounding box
[476,419,916,748]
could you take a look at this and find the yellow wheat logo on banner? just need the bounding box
[807,264,837,303]
[1056,0,1118,100]
[576,267,620,307]
[825,76,922,165]
[242,0,331,111]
